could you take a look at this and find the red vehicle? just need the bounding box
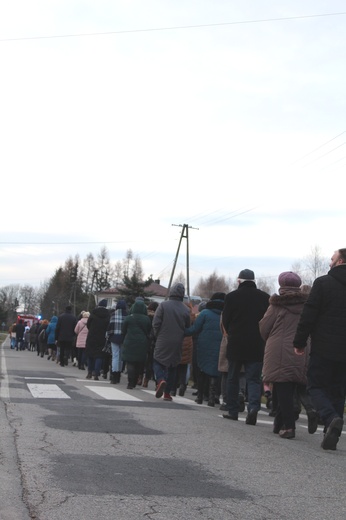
[17,314,40,328]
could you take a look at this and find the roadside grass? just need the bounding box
[0,332,8,343]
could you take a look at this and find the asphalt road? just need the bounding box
[1,337,345,520]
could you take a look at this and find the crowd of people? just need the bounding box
[7,247,346,452]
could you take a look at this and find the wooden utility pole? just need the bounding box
[166,223,199,300]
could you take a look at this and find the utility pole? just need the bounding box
[166,223,199,300]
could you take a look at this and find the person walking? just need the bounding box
[185,293,225,406]
[85,299,110,380]
[152,283,191,401]
[46,316,58,361]
[260,271,317,439]
[55,306,77,367]
[121,299,151,389]
[222,269,269,425]
[294,248,346,451]
[106,300,128,384]
[74,311,90,370]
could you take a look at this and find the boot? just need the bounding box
[142,377,149,388]
[208,377,217,407]
[110,371,117,384]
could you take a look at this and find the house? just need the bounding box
[94,280,168,308]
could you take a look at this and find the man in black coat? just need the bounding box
[222,269,269,425]
[294,248,346,451]
[55,305,77,367]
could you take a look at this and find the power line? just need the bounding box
[1,12,346,42]
[290,131,346,165]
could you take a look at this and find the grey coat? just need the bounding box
[153,283,191,368]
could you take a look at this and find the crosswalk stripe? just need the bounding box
[142,389,201,405]
[86,386,143,401]
[27,383,70,399]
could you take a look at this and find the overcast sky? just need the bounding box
[0,1,345,292]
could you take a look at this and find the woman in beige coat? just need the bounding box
[260,272,310,439]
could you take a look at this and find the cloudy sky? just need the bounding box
[0,1,345,293]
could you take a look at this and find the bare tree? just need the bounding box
[293,245,329,285]
[173,271,186,286]
[193,271,230,298]
[256,277,275,295]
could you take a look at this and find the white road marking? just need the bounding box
[86,386,143,401]
[27,383,70,399]
[142,389,202,405]
[24,377,65,381]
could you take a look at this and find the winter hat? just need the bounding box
[278,271,301,288]
[82,311,90,318]
[116,299,127,310]
[238,269,255,281]
[210,292,226,301]
[98,299,108,307]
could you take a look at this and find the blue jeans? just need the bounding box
[153,359,177,394]
[307,354,346,428]
[226,360,263,416]
[87,357,103,376]
[111,342,122,372]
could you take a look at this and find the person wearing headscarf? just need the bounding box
[185,292,225,406]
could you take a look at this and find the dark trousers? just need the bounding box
[77,348,86,368]
[58,341,73,366]
[307,354,346,428]
[127,361,145,387]
[226,360,262,415]
[274,381,296,430]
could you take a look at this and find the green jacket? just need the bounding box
[121,300,151,363]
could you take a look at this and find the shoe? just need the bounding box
[163,393,173,401]
[93,376,99,381]
[155,380,166,398]
[273,418,283,434]
[279,429,295,439]
[207,400,215,407]
[127,384,134,389]
[238,393,245,413]
[192,391,198,396]
[195,397,203,404]
[245,409,258,426]
[219,403,228,411]
[102,373,108,379]
[222,413,238,421]
[178,384,186,397]
[307,411,319,434]
[321,417,344,451]
[86,373,92,379]
[47,355,51,361]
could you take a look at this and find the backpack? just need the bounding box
[39,328,47,342]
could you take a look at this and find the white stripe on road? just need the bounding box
[24,377,65,381]
[142,389,202,405]
[86,386,143,401]
[0,344,10,399]
[27,384,71,399]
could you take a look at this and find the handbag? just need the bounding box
[102,339,112,355]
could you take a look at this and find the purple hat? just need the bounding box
[278,271,301,288]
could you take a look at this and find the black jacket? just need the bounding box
[55,310,77,342]
[222,281,270,362]
[294,264,346,362]
[86,306,110,357]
